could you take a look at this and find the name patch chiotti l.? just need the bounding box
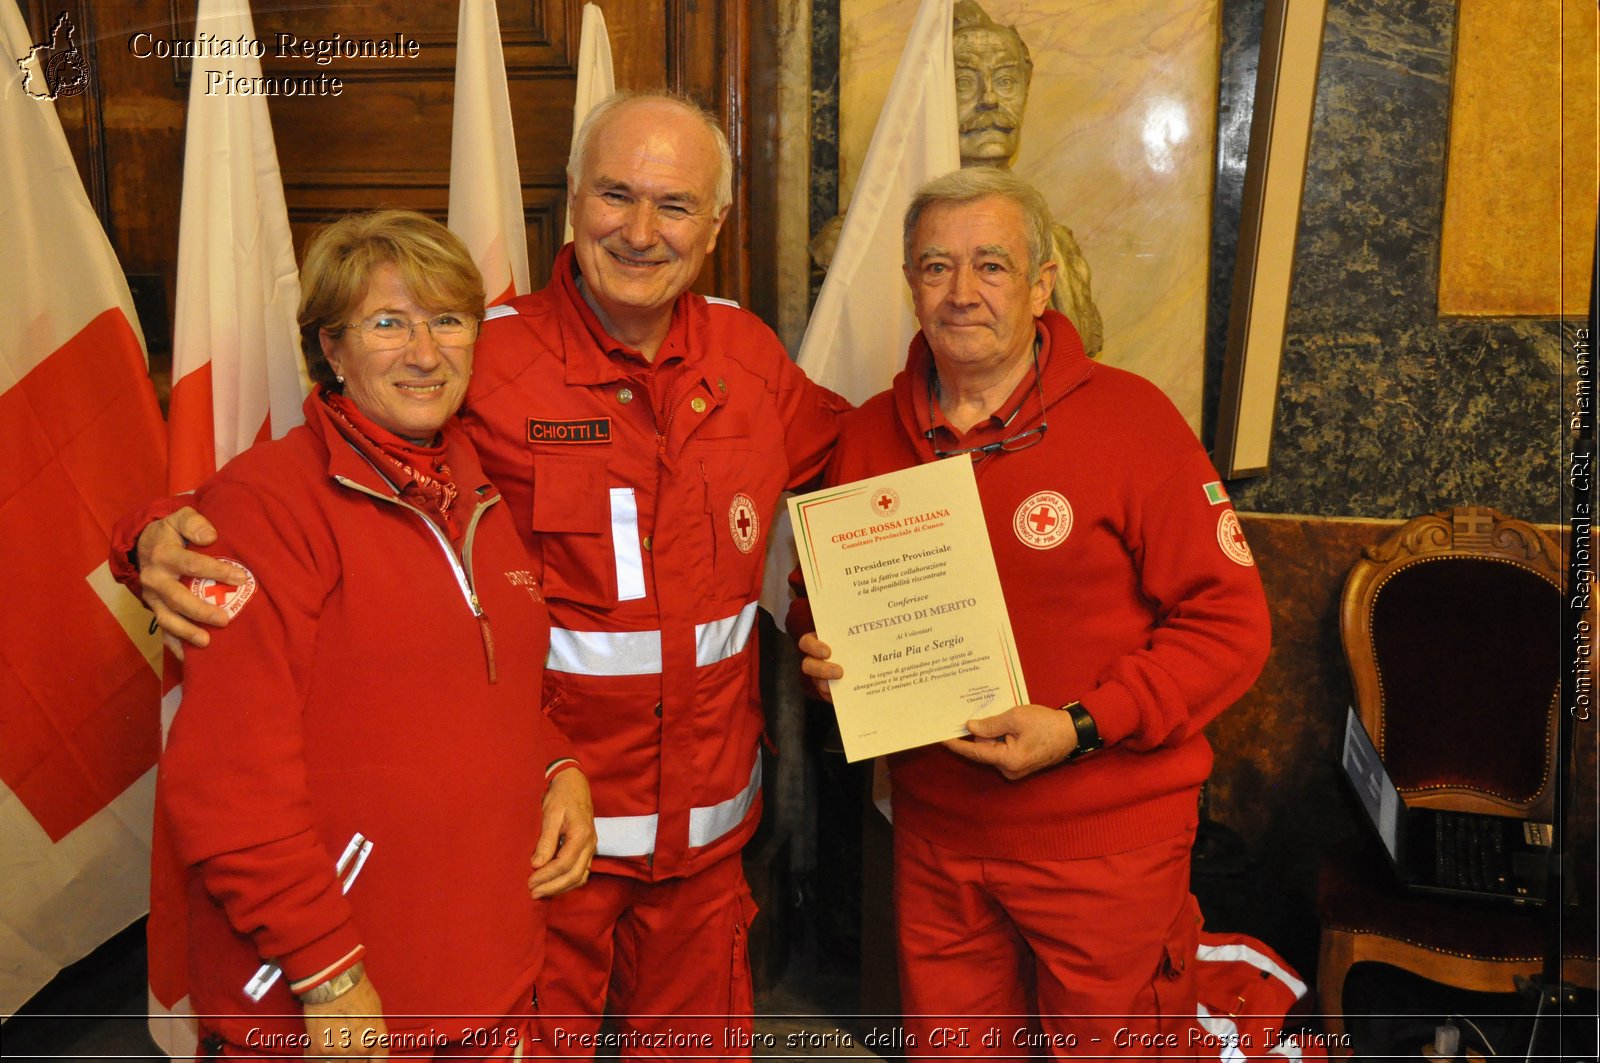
[527,417,612,444]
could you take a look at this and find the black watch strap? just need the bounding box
[1061,702,1102,760]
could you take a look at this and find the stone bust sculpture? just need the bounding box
[953,0,1030,166]
[811,0,1104,356]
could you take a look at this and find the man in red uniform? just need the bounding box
[120,92,846,1057]
[792,167,1270,1058]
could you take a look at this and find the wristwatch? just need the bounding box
[297,961,365,1005]
[1060,702,1102,761]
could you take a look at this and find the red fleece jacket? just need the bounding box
[790,311,1270,859]
[158,392,572,1043]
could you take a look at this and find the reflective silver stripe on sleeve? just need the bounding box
[695,602,758,668]
[610,487,646,602]
[547,628,663,675]
[593,755,762,858]
[546,601,760,676]
[688,757,761,848]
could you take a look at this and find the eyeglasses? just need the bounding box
[926,345,1049,459]
[334,312,480,350]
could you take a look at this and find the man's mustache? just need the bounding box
[959,110,1020,134]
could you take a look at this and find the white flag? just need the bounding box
[0,0,166,1022]
[450,0,531,305]
[563,3,617,244]
[761,0,960,616]
[166,0,308,494]
[796,0,959,402]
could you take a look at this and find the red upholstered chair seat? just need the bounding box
[1315,508,1595,1039]
[1371,557,1559,802]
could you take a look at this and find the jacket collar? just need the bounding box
[301,388,499,508]
[549,243,721,404]
[892,309,1093,458]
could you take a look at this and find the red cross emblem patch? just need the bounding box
[186,558,258,618]
[1013,490,1072,550]
[1217,510,1255,566]
[728,493,760,554]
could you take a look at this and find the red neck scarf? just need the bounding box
[321,389,462,539]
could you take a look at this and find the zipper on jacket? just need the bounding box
[458,493,499,684]
[654,379,705,463]
[335,475,502,683]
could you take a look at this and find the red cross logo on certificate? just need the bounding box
[1013,490,1072,550]
[870,486,901,517]
[727,493,760,554]
[186,558,258,618]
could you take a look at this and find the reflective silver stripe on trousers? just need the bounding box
[546,601,760,676]
[593,757,763,857]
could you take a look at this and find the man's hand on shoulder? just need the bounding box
[942,704,1077,781]
[137,506,242,653]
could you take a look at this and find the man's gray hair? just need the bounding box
[903,168,1055,282]
[567,90,734,214]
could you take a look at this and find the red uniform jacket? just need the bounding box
[463,245,847,880]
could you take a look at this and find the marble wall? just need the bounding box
[1210,0,1569,523]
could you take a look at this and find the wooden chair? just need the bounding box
[1316,507,1597,1040]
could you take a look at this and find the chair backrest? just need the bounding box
[1341,507,1565,819]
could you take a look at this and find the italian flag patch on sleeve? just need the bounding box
[1203,481,1230,505]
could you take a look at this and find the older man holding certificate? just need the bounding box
[790,168,1271,1058]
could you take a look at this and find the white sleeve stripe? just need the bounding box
[610,488,646,602]
[1194,941,1308,999]
[1194,1005,1249,1063]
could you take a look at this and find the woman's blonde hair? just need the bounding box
[297,209,485,387]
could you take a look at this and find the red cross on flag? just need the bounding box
[0,0,166,1015]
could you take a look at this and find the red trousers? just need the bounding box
[893,826,1200,1061]
[532,852,757,1061]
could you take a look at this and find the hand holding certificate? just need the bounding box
[788,457,1028,761]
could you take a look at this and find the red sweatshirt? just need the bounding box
[158,393,573,1044]
[791,311,1270,859]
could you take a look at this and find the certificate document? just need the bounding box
[788,457,1029,761]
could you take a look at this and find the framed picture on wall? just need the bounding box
[1214,0,1329,478]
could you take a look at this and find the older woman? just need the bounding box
[154,210,593,1058]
